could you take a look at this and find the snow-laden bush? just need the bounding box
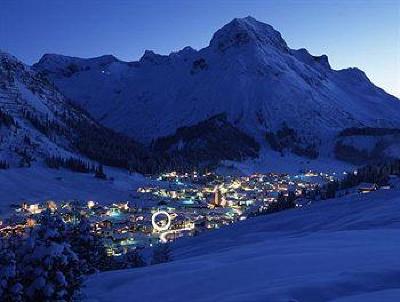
[0,211,83,301]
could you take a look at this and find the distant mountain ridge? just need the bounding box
[20,16,400,165]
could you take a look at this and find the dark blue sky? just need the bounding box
[1,0,399,97]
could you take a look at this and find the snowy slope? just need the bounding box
[218,147,355,175]
[84,184,400,302]
[0,164,154,216]
[0,50,150,171]
[0,50,81,165]
[34,16,400,153]
[0,50,101,165]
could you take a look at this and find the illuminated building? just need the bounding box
[212,186,227,207]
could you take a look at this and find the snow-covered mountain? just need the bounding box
[0,50,81,166]
[0,50,148,171]
[34,16,400,163]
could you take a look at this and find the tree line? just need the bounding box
[339,127,400,137]
[45,155,107,179]
[319,159,400,200]
[265,123,319,159]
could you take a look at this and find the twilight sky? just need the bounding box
[1,0,399,97]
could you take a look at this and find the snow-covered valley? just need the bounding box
[85,184,400,302]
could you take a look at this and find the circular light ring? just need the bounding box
[152,211,172,232]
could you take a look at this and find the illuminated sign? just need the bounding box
[151,211,171,232]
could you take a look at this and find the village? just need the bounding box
[0,169,381,257]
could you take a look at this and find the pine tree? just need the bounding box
[151,244,172,265]
[95,164,106,179]
[0,160,9,169]
[124,249,146,268]
[287,190,296,208]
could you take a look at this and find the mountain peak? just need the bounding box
[0,49,20,63]
[0,50,26,73]
[139,50,169,64]
[209,16,288,52]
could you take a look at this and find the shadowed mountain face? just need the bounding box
[33,16,400,162]
[152,114,260,170]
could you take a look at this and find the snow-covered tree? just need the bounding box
[69,215,108,273]
[0,238,23,301]
[15,211,83,301]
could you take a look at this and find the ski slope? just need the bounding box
[85,180,400,302]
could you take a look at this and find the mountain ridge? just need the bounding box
[26,16,400,164]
